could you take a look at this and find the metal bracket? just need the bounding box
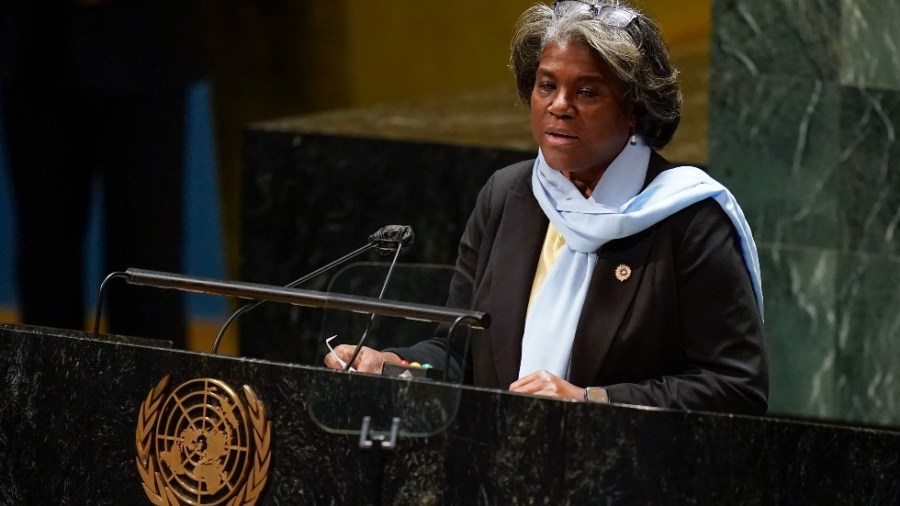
[358,416,401,450]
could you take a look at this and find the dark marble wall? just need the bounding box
[240,117,532,365]
[710,0,900,426]
[2,325,898,504]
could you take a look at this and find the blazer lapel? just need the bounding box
[566,149,673,388]
[483,151,673,388]
[483,185,547,388]
[567,229,658,386]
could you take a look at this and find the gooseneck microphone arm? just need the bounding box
[444,315,473,383]
[211,242,373,354]
[211,225,415,354]
[92,271,128,338]
[343,242,405,371]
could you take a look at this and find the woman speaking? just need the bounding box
[326,0,767,415]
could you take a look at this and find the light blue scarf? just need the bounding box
[518,139,763,380]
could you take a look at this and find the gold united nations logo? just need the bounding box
[135,376,271,506]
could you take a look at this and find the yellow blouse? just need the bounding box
[527,222,566,314]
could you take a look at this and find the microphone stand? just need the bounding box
[343,243,405,371]
[211,243,375,354]
[443,315,474,383]
[211,225,415,354]
[93,271,127,339]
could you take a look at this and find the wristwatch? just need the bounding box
[583,386,609,403]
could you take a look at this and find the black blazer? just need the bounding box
[393,153,768,415]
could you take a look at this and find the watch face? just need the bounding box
[586,387,608,403]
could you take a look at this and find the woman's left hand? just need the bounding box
[509,370,585,400]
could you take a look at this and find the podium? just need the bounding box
[1,322,898,504]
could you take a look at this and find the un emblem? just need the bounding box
[136,376,271,505]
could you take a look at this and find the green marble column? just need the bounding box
[710,0,900,426]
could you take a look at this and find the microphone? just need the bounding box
[210,225,414,353]
[369,225,414,252]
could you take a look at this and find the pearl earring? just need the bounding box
[629,133,638,145]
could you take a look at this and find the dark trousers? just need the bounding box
[2,80,186,346]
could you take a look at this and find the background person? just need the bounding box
[0,0,208,346]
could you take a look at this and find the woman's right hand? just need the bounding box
[323,344,401,374]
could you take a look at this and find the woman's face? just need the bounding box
[530,41,633,177]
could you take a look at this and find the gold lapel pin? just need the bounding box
[615,264,632,282]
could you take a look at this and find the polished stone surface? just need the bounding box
[1,325,898,504]
[254,86,535,152]
[711,0,900,426]
[251,70,710,165]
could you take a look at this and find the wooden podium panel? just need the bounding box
[1,323,898,504]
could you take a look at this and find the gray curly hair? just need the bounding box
[510,0,682,148]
